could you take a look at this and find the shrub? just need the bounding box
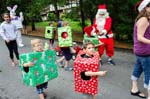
[114,23,133,42]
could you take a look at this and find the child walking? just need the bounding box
[57,21,73,71]
[48,21,56,50]
[74,41,107,99]
[22,39,48,99]
[0,13,19,66]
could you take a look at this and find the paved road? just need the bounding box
[0,35,145,99]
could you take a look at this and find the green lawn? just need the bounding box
[35,19,91,33]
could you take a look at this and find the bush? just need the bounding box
[114,23,133,42]
[48,13,56,21]
[63,8,80,21]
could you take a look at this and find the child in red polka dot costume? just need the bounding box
[74,41,107,99]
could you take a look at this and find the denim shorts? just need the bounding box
[131,55,150,89]
[36,82,48,94]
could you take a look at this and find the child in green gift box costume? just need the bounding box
[23,39,48,99]
[57,21,73,71]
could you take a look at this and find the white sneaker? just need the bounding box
[18,44,24,47]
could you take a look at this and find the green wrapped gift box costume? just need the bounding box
[58,26,72,47]
[45,26,55,39]
[83,34,100,50]
[19,50,58,87]
[83,34,99,46]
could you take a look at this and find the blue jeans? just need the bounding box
[36,82,48,94]
[131,55,150,89]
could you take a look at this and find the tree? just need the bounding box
[79,0,85,34]
[81,0,138,41]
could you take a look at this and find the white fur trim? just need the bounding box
[138,0,150,12]
[92,32,97,36]
[91,27,96,36]
[102,29,107,34]
[98,9,107,14]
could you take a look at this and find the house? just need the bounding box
[41,1,79,21]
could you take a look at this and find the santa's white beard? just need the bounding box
[96,17,105,21]
[95,18,105,31]
[95,12,109,20]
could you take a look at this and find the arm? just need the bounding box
[93,19,99,34]
[102,17,112,35]
[85,71,107,76]
[0,24,9,42]
[23,62,34,67]
[137,17,150,44]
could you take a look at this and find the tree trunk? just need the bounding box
[31,17,35,31]
[79,0,85,34]
[89,9,94,25]
[54,1,60,21]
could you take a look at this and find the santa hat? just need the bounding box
[84,26,93,37]
[98,4,107,14]
[134,0,143,12]
[138,0,150,12]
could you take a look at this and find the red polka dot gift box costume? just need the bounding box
[74,51,100,95]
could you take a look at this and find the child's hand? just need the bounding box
[98,71,107,76]
[99,41,104,46]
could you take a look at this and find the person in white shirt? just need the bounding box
[0,13,19,66]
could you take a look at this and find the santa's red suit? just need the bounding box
[92,4,114,57]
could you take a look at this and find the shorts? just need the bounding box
[36,82,48,94]
[61,47,72,61]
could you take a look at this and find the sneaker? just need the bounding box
[107,59,116,66]
[64,67,73,71]
[56,61,64,68]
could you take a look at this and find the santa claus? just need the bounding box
[93,4,115,65]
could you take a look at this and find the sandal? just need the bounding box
[130,91,146,98]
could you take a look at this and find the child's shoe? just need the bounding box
[107,59,116,66]
[56,61,64,68]
[64,66,73,71]
[99,60,103,66]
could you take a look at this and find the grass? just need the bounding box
[35,21,49,27]
[35,19,91,33]
[35,20,82,32]
[34,19,84,42]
